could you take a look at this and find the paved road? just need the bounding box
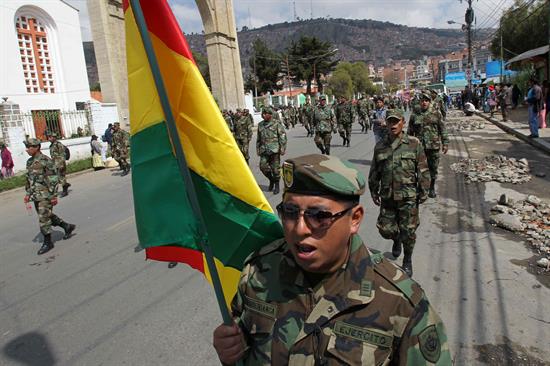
[1,110,549,365]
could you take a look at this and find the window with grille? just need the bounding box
[15,15,55,94]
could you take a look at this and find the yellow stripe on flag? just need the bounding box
[203,255,242,307]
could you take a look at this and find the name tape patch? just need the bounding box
[360,280,372,297]
[333,321,393,348]
[244,295,276,319]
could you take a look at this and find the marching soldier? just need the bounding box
[233,109,253,164]
[213,153,451,365]
[335,96,354,147]
[312,95,336,155]
[24,138,76,255]
[357,95,371,132]
[301,98,314,137]
[222,109,233,133]
[47,131,70,197]
[256,106,287,194]
[408,92,449,198]
[368,109,431,277]
[111,122,131,176]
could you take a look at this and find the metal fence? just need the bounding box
[21,110,91,141]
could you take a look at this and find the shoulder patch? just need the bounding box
[418,325,441,363]
[244,238,286,265]
[373,261,424,307]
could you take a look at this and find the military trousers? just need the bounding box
[259,153,281,180]
[314,131,332,153]
[236,138,250,162]
[377,199,419,253]
[56,163,67,186]
[338,124,352,141]
[425,149,440,180]
[34,200,63,236]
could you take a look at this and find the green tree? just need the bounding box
[327,69,353,98]
[490,0,548,61]
[288,36,338,95]
[245,39,282,95]
[329,61,376,97]
[192,51,211,88]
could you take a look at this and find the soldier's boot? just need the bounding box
[37,234,54,255]
[61,222,76,240]
[60,183,70,197]
[318,146,326,155]
[342,137,347,146]
[402,251,413,277]
[325,146,331,155]
[392,238,402,258]
[428,179,437,198]
[267,174,274,191]
[346,137,350,147]
[121,164,130,176]
[273,180,280,195]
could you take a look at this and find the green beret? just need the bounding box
[386,109,405,121]
[261,106,274,115]
[24,138,42,147]
[282,154,366,198]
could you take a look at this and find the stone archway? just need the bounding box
[195,0,245,110]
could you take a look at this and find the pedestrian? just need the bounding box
[527,78,542,138]
[256,106,287,194]
[512,84,521,109]
[111,122,131,175]
[233,109,253,164]
[90,135,105,170]
[212,153,451,365]
[47,131,71,197]
[371,97,387,143]
[541,80,548,129]
[0,141,14,179]
[23,138,75,255]
[103,123,113,148]
[368,109,430,277]
[335,95,354,147]
[312,95,336,155]
[408,91,449,198]
[487,85,497,118]
[497,84,508,122]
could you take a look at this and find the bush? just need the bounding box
[0,158,93,193]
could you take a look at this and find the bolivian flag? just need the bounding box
[124,0,283,306]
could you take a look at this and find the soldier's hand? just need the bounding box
[51,197,58,206]
[213,323,246,365]
[24,195,30,203]
[372,196,381,206]
[442,145,449,154]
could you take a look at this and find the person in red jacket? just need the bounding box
[0,141,14,178]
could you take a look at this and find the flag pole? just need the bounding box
[129,0,233,327]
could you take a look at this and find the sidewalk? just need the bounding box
[475,105,550,155]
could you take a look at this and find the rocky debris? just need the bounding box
[451,155,531,184]
[446,118,485,134]
[536,257,550,269]
[490,194,550,264]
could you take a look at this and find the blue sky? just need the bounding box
[67,0,514,41]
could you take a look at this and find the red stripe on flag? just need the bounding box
[145,246,205,272]
[125,0,195,64]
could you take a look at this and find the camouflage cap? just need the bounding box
[114,122,121,126]
[319,95,327,100]
[24,138,42,147]
[47,131,58,138]
[282,154,366,198]
[419,91,432,101]
[386,109,405,121]
[261,106,274,115]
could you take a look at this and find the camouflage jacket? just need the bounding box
[312,105,336,133]
[232,235,451,365]
[234,115,253,141]
[357,99,370,117]
[49,141,66,167]
[408,106,449,150]
[335,102,354,126]
[301,104,314,123]
[25,151,58,201]
[368,133,430,202]
[257,118,287,156]
[112,129,129,152]
[223,113,234,132]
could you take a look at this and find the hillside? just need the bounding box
[186,18,491,73]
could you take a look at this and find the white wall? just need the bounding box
[88,101,120,137]
[0,1,90,113]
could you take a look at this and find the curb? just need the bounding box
[474,112,550,156]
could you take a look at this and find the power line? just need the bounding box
[484,0,546,43]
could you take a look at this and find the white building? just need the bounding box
[0,0,90,140]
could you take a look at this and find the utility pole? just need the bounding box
[285,54,293,98]
[253,47,257,100]
[293,0,297,21]
[500,17,504,83]
[548,0,550,80]
[465,0,474,88]
[310,0,313,19]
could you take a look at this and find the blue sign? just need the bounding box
[486,60,504,78]
[445,72,467,88]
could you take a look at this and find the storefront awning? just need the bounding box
[506,45,549,66]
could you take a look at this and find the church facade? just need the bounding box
[0,0,90,140]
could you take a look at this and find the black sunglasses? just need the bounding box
[276,202,355,230]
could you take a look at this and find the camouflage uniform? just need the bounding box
[111,124,130,174]
[312,99,336,155]
[368,111,430,276]
[25,138,75,255]
[234,111,254,164]
[229,154,451,365]
[257,107,287,194]
[407,99,449,197]
[49,139,67,188]
[301,102,314,137]
[357,97,370,132]
[335,99,354,147]
[223,110,234,132]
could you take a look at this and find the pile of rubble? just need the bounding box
[446,119,485,134]
[450,155,531,184]
[490,194,550,269]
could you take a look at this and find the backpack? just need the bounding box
[64,145,70,160]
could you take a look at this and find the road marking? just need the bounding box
[107,216,135,231]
